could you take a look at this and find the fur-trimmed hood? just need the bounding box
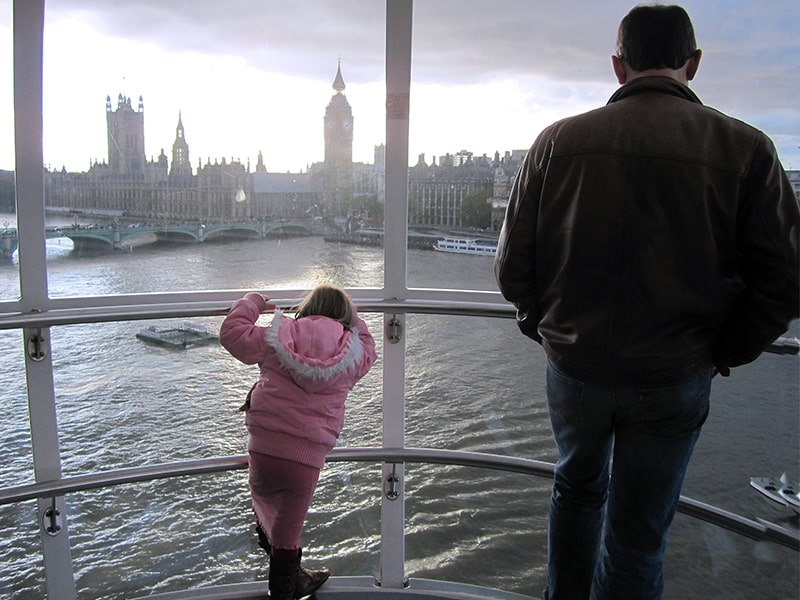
[267,310,364,382]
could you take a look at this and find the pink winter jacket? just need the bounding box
[220,292,377,469]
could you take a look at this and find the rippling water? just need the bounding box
[0,228,797,599]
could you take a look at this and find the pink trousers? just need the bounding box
[248,451,321,551]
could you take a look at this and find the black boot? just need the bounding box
[255,524,272,555]
[295,548,330,598]
[269,549,300,600]
[257,526,329,599]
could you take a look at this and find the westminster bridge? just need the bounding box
[0,219,317,258]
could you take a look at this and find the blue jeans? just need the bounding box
[543,361,711,600]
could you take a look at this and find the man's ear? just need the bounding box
[611,55,628,84]
[685,49,702,81]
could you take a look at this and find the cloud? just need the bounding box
[46,0,799,98]
[4,0,799,171]
[49,0,387,81]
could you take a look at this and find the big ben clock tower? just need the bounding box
[323,60,354,215]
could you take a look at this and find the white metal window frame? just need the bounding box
[9,2,799,598]
[8,1,511,597]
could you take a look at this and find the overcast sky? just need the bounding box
[2,1,799,173]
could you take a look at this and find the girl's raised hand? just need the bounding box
[243,292,277,313]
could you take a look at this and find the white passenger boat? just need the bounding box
[751,473,800,514]
[785,486,800,514]
[433,237,497,256]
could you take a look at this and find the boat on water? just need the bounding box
[751,473,800,514]
[135,322,219,349]
[433,237,497,256]
[3,2,799,599]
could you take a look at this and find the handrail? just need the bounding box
[0,291,505,328]
[0,447,797,551]
[0,295,795,355]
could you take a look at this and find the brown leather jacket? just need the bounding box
[495,77,799,386]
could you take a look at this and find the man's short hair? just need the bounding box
[616,4,697,71]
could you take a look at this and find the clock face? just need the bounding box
[342,118,351,130]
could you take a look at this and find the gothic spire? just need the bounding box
[332,59,346,93]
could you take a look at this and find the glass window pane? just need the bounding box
[0,2,19,297]
[0,327,42,598]
[0,214,20,300]
[4,2,798,598]
[41,1,385,295]
[409,0,800,290]
[45,315,382,596]
[0,330,33,489]
[406,2,799,596]
[50,316,383,471]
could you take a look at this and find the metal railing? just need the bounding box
[1,446,797,552]
[0,292,796,354]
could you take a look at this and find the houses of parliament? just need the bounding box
[44,63,525,231]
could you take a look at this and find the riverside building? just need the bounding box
[43,65,523,230]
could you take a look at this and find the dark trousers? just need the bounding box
[543,361,711,600]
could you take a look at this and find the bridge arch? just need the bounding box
[202,223,261,241]
[64,230,116,251]
[263,222,312,237]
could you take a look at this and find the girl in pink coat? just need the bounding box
[220,284,377,599]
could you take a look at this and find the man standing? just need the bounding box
[494,4,799,600]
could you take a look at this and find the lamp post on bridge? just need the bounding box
[1,221,14,258]
[112,217,121,248]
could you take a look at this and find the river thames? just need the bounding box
[0,221,797,599]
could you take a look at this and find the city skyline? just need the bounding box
[1,1,798,174]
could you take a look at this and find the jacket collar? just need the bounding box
[608,76,703,106]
